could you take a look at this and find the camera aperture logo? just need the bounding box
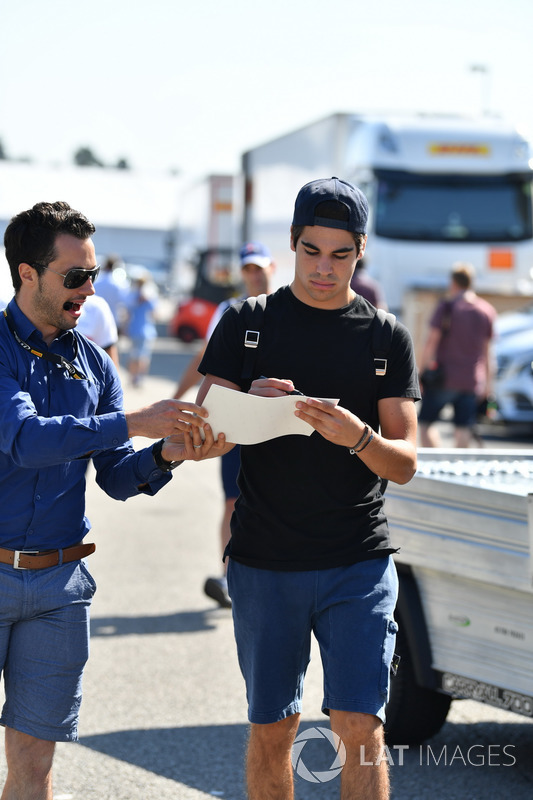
[291,726,346,783]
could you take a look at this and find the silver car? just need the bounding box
[493,324,533,425]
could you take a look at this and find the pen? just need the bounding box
[259,376,304,396]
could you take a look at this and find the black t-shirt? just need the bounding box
[199,286,420,571]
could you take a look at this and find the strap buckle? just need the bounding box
[244,330,260,349]
[13,550,39,569]
[374,358,387,377]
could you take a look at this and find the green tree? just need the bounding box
[74,146,104,167]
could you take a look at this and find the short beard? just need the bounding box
[34,277,75,333]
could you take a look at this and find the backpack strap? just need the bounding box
[240,293,268,383]
[372,308,396,376]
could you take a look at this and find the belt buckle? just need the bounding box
[13,550,39,569]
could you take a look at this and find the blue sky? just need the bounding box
[1,0,532,178]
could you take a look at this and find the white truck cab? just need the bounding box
[243,113,533,316]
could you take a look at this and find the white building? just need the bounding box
[0,161,184,292]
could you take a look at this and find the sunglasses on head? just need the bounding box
[32,263,100,289]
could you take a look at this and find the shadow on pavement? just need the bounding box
[79,719,343,799]
[90,608,225,637]
[80,723,249,799]
[389,717,533,798]
[78,716,533,799]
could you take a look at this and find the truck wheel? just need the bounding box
[384,622,452,745]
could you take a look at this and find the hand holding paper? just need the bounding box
[203,384,338,446]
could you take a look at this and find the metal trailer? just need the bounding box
[384,448,533,744]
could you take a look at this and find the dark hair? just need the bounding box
[291,200,365,254]
[4,201,96,293]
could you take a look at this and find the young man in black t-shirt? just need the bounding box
[198,177,420,800]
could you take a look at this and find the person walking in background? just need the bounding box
[196,178,419,800]
[350,256,388,309]
[124,272,158,387]
[76,292,120,365]
[174,241,275,608]
[94,253,128,331]
[418,262,496,448]
[0,200,225,800]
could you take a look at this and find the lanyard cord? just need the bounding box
[2,308,89,381]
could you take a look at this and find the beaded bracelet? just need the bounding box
[349,425,369,455]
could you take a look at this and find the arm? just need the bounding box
[0,346,216,468]
[173,348,205,399]
[481,338,495,398]
[104,342,120,366]
[175,300,231,399]
[418,326,442,372]
[124,398,210,439]
[294,395,418,485]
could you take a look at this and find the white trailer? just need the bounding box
[383,449,533,744]
[242,113,533,315]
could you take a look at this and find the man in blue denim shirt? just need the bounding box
[0,201,225,799]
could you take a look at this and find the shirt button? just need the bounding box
[28,530,34,535]
[35,495,41,501]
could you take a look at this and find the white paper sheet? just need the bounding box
[203,384,339,446]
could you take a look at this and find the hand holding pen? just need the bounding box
[248,376,304,397]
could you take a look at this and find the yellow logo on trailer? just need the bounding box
[428,144,491,156]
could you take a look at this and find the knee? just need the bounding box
[249,714,300,755]
[330,711,384,756]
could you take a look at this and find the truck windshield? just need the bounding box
[374,170,533,242]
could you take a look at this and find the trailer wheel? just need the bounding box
[384,621,452,745]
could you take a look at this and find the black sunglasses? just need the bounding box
[32,263,100,289]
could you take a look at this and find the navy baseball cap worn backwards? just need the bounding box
[292,177,369,234]
[239,241,272,268]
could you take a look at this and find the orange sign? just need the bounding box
[488,250,514,269]
[429,144,490,156]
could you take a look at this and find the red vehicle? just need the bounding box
[168,248,242,343]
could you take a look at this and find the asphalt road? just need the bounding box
[1,333,532,799]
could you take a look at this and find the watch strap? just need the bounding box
[152,438,183,471]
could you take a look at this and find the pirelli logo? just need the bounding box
[429,143,490,156]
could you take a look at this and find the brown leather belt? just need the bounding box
[0,543,96,570]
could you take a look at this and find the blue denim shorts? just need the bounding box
[0,559,97,742]
[418,388,477,427]
[227,556,398,724]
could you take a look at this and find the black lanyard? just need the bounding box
[3,308,89,381]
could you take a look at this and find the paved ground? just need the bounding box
[1,333,532,799]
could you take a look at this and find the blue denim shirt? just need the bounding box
[0,298,171,550]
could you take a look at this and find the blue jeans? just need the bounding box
[0,560,97,741]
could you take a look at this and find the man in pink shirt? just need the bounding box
[418,262,496,447]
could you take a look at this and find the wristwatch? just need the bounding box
[152,438,183,472]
